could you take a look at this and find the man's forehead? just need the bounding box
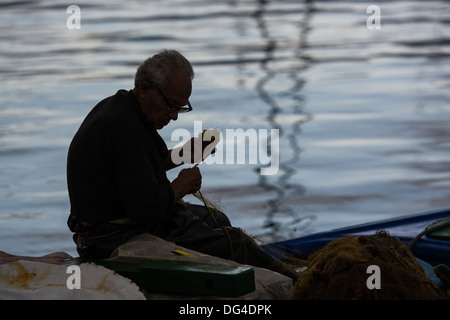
[165,69,191,87]
[164,70,192,103]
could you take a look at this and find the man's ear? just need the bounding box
[136,82,152,98]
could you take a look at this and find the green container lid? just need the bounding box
[85,259,256,298]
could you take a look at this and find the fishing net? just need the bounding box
[292,230,447,300]
[192,191,224,225]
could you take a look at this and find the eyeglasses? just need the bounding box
[156,87,193,113]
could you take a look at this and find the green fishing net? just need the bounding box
[293,231,447,300]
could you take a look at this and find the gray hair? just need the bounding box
[134,49,194,88]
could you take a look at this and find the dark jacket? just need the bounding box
[67,89,175,230]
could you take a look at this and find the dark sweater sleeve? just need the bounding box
[111,121,174,226]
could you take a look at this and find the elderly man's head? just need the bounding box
[133,50,194,129]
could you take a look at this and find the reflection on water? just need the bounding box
[0,0,450,256]
[252,0,315,241]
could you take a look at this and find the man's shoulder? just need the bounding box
[94,90,139,121]
[106,89,137,112]
[77,89,142,136]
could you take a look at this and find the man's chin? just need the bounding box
[156,122,169,130]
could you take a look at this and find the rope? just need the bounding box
[408,218,450,250]
[194,189,218,224]
[222,226,235,260]
[191,130,220,224]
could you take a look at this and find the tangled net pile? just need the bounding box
[293,231,447,300]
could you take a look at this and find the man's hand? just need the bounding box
[186,135,217,164]
[171,167,202,201]
[165,133,218,170]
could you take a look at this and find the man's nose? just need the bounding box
[169,109,179,121]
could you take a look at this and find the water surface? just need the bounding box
[1,0,449,256]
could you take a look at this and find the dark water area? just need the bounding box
[0,0,449,256]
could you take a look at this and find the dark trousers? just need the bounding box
[73,203,297,280]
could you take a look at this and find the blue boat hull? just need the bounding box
[269,208,450,267]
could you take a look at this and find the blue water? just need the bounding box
[1,0,449,257]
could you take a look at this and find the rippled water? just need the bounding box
[1,0,449,257]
